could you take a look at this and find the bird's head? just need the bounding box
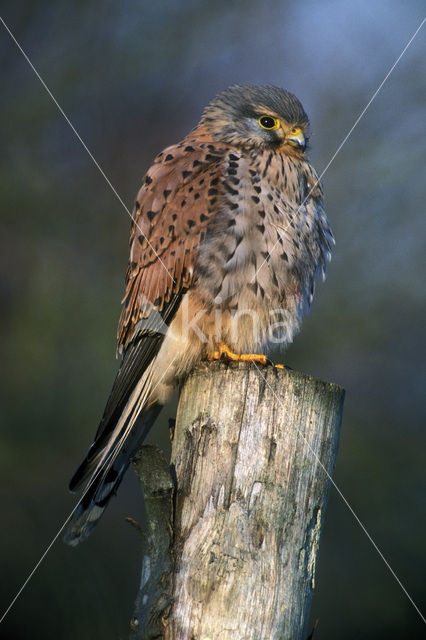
[202,84,309,155]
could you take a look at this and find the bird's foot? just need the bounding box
[208,342,285,369]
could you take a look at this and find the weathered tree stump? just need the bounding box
[131,361,344,640]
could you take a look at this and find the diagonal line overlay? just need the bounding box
[1,8,425,628]
[0,354,179,625]
[0,15,175,285]
[253,15,426,280]
[250,360,426,624]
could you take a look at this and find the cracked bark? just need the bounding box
[131,361,344,640]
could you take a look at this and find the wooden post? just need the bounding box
[130,361,344,640]
[129,446,174,639]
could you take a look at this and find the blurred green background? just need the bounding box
[1,1,425,638]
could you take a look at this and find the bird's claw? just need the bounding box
[208,343,286,371]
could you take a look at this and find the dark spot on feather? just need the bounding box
[228,161,238,168]
[230,177,240,185]
[165,154,173,161]
[208,188,218,196]
[227,218,236,227]
[147,210,157,221]
[253,186,261,194]
[263,153,273,176]
[145,175,152,185]
[227,169,237,176]
[138,235,144,244]
[251,195,260,204]
[187,219,195,228]
[172,214,178,220]
[153,297,162,306]
[181,199,186,207]
[213,285,222,297]
[193,159,202,167]
[194,193,200,200]
[200,213,208,222]
[210,177,219,185]
[160,237,165,245]
[258,209,266,219]
[182,170,192,179]
[256,224,265,234]
[205,154,221,162]
[267,193,273,201]
[185,145,195,152]
[224,183,238,196]
[163,189,171,199]
[229,153,239,161]
[169,225,175,234]
[280,251,289,261]
[134,201,140,210]
[247,282,258,294]
[226,248,236,262]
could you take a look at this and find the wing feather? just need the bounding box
[117,131,229,351]
[69,131,230,493]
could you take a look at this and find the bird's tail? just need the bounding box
[64,360,161,546]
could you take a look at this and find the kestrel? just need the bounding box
[65,85,333,545]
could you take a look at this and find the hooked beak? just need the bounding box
[286,128,306,151]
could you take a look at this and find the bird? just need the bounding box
[64,84,334,545]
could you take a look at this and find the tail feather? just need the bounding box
[64,359,162,546]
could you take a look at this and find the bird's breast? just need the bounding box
[193,149,330,351]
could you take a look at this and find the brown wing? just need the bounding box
[118,130,229,352]
[69,131,229,492]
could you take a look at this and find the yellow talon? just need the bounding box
[208,342,284,368]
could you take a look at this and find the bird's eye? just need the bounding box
[258,116,280,130]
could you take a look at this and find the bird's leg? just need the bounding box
[208,342,284,368]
